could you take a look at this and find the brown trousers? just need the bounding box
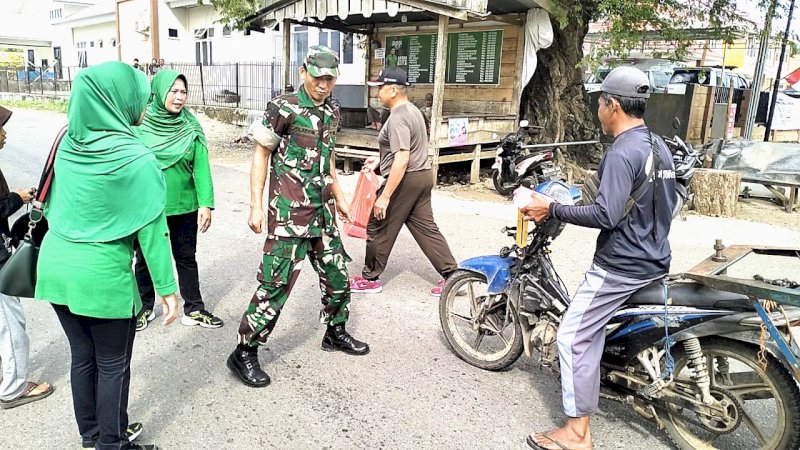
[362,169,458,280]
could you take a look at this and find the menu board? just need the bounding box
[384,30,502,85]
[384,34,438,84]
[445,30,503,85]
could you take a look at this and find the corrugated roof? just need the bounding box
[248,0,542,30]
[0,13,53,46]
[55,1,115,25]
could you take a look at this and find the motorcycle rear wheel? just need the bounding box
[659,338,800,450]
[491,170,515,196]
[438,270,524,371]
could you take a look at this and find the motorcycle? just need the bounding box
[491,120,561,196]
[665,118,701,218]
[438,179,800,449]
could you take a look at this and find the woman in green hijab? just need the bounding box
[35,61,178,450]
[133,69,219,331]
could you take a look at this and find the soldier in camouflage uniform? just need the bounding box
[227,46,370,388]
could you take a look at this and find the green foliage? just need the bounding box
[597,0,747,63]
[1,98,68,114]
[0,50,24,69]
[546,0,752,71]
[208,0,261,30]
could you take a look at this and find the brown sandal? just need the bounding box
[0,381,54,409]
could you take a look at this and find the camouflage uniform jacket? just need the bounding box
[251,86,340,238]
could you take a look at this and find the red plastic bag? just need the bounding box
[344,170,380,239]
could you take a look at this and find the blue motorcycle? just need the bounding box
[438,180,800,449]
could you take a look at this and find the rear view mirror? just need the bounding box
[672,118,681,130]
[519,120,529,127]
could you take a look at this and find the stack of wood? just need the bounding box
[690,169,741,217]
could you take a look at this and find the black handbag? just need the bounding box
[0,126,66,297]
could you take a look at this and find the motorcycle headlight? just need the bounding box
[533,180,582,239]
[534,180,582,206]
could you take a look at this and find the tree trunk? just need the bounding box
[521,9,603,168]
[691,169,741,217]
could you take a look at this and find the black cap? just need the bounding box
[0,106,11,127]
[367,67,410,86]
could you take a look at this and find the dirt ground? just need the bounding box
[197,112,799,233]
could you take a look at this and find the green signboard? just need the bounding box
[445,30,503,85]
[384,29,503,85]
[384,34,438,84]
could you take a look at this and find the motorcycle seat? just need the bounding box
[627,280,753,311]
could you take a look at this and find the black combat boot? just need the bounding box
[322,324,370,355]
[227,346,270,387]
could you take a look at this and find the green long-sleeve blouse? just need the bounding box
[35,211,177,319]
[164,140,214,216]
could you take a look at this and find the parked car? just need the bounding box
[665,67,750,94]
[784,87,800,98]
[585,60,679,94]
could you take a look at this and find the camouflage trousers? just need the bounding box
[238,234,352,347]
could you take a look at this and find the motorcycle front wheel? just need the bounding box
[438,270,524,371]
[659,338,800,450]
[491,170,515,196]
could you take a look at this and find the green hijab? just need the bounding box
[136,69,206,169]
[46,61,166,243]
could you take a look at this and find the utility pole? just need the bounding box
[764,0,796,140]
[743,0,780,140]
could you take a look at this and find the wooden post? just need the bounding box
[429,14,449,185]
[149,0,160,59]
[700,85,716,144]
[470,144,481,184]
[115,0,122,61]
[282,19,291,89]
[691,169,742,217]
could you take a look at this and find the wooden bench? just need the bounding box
[741,176,800,213]
[335,147,379,174]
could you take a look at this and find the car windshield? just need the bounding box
[586,69,611,84]
[651,69,674,89]
[670,69,712,85]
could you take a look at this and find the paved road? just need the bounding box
[1,109,799,449]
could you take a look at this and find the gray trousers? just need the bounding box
[0,292,29,401]
[557,263,659,417]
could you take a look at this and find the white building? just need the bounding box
[38,0,367,107]
[50,0,116,70]
[0,0,56,70]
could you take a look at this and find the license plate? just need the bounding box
[541,166,560,177]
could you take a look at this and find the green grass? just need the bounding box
[0,98,67,114]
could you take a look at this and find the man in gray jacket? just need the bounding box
[521,67,676,449]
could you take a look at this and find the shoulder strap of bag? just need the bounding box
[583,130,660,221]
[24,125,67,239]
[35,125,67,204]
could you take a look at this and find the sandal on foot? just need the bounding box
[526,433,569,450]
[0,381,54,409]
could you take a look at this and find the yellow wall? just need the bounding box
[722,39,746,69]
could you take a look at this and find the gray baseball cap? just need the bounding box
[600,66,651,98]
